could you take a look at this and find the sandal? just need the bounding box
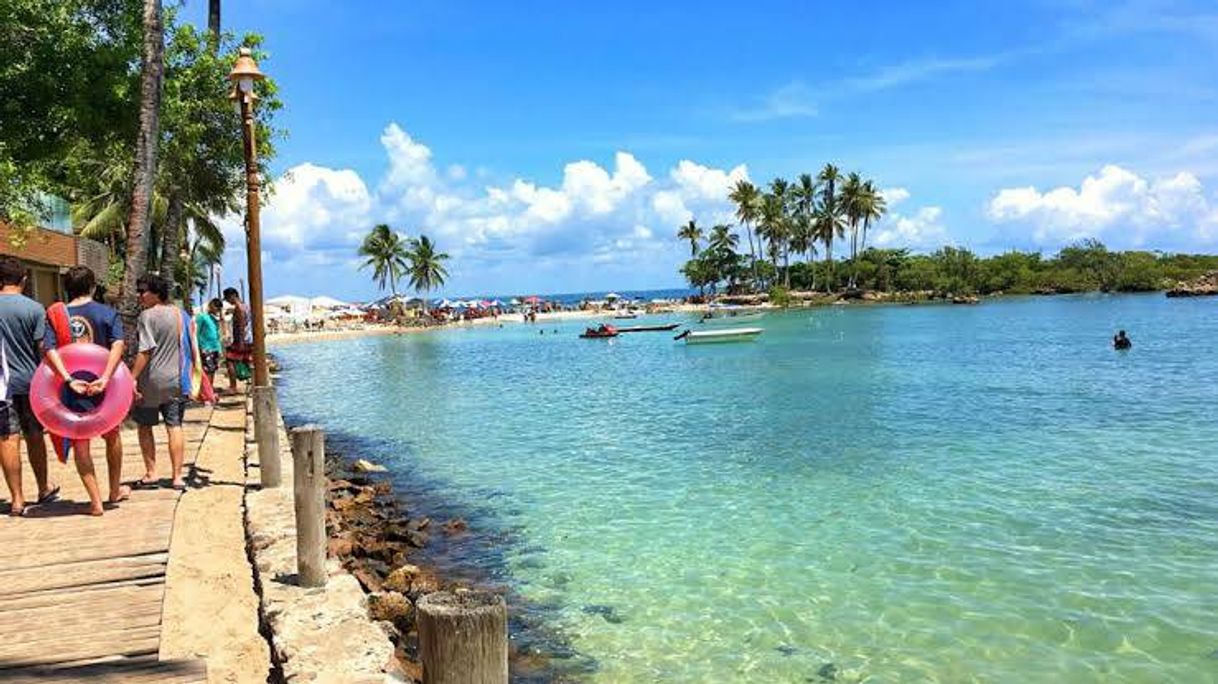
[132,479,159,490]
[36,485,60,505]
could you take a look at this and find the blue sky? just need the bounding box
[182,0,1218,300]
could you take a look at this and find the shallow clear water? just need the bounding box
[275,294,1218,683]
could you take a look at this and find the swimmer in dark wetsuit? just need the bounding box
[1113,330,1132,350]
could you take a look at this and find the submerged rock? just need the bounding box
[775,644,798,657]
[817,662,838,681]
[581,604,625,624]
[354,458,387,473]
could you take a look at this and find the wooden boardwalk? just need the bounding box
[0,405,214,682]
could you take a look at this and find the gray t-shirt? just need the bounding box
[0,293,48,396]
[137,304,185,407]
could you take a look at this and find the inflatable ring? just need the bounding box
[31,342,134,441]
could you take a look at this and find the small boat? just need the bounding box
[699,311,765,325]
[580,324,619,339]
[675,327,764,344]
[613,312,638,319]
[615,322,680,333]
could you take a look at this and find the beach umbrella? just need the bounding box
[525,295,541,304]
[605,292,620,300]
[310,295,349,310]
[510,298,521,305]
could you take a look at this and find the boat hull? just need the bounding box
[682,327,764,344]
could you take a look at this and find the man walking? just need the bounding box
[222,287,252,394]
[43,266,130,515]
[0,257,58,515]
[130,274,198,490]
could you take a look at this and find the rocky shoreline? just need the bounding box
[324,453,574,682]
[1165,270,1218,297]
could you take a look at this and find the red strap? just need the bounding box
[47,302,72,347]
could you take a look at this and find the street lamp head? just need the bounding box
[228,47,265,94]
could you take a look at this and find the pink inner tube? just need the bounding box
[31,342,134,441]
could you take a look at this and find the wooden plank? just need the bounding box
[0,582,163,613]
[1,658,207,684]
[4,602,163,645]
[0,625,161,666]
[4,576,164,606]
[0,553,168,597]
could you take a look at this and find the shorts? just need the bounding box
[201,351,221,375]
[0,395,43,437]
[132,398,186,428]
[225,343,253,363]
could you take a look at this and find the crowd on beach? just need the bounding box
[0,256,257,517]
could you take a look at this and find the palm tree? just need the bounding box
[859,180,887,256]
[841,172,865,288]
[677,219,703,257]
[406,234,450,313]
[791,173,820,288]
[119,0,165,355]
[816,164,843,292]
[728,180,762,289]
[358,224,411,295]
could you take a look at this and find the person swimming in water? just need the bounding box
[1113,330,1132,350]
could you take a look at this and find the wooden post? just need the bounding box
[290,425,326,588]
[252,386,281,488]
[418,591,508,684]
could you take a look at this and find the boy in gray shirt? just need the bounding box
[130,273,199,491]
[0,256,58,515]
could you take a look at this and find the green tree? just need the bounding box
[406,234,450,312]
[0,0,143,216]
[728,179,762,289]
[358,224,410,295]
[816,164,844,292]
[677,219,703,257]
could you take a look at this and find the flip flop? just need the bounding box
[7,505,26,517]
[131,479,159,490]
[36,485,60,505]
[171,482,187,492]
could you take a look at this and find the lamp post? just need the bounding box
[228,48,268,387]
[229,47,281,488]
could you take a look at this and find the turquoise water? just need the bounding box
[275,294,1218,683]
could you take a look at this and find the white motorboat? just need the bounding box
[675,327,764,344]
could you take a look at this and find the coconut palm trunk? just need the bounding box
[208,0,221,44]
[120,0,165,358]
[744,222,758,288]
[160,192,184,301]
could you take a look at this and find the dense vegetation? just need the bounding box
[679,166,1218,298]
[0,0,280,318]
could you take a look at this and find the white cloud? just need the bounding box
[731,81,818,122]
[872,206,950,249]
[242,163,372,251]
[880,187,911,207]
[846,55,1003,93]
[986,164,1218,247]
[247,122,756,286]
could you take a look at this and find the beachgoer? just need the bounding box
[223,287,253,394]
[42,266,129,515]
[196,298,224,387]
[0,257,58,515]
[1114,330,1132,350]
[130,274,199,490]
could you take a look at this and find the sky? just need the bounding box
[181,0,1218,300]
